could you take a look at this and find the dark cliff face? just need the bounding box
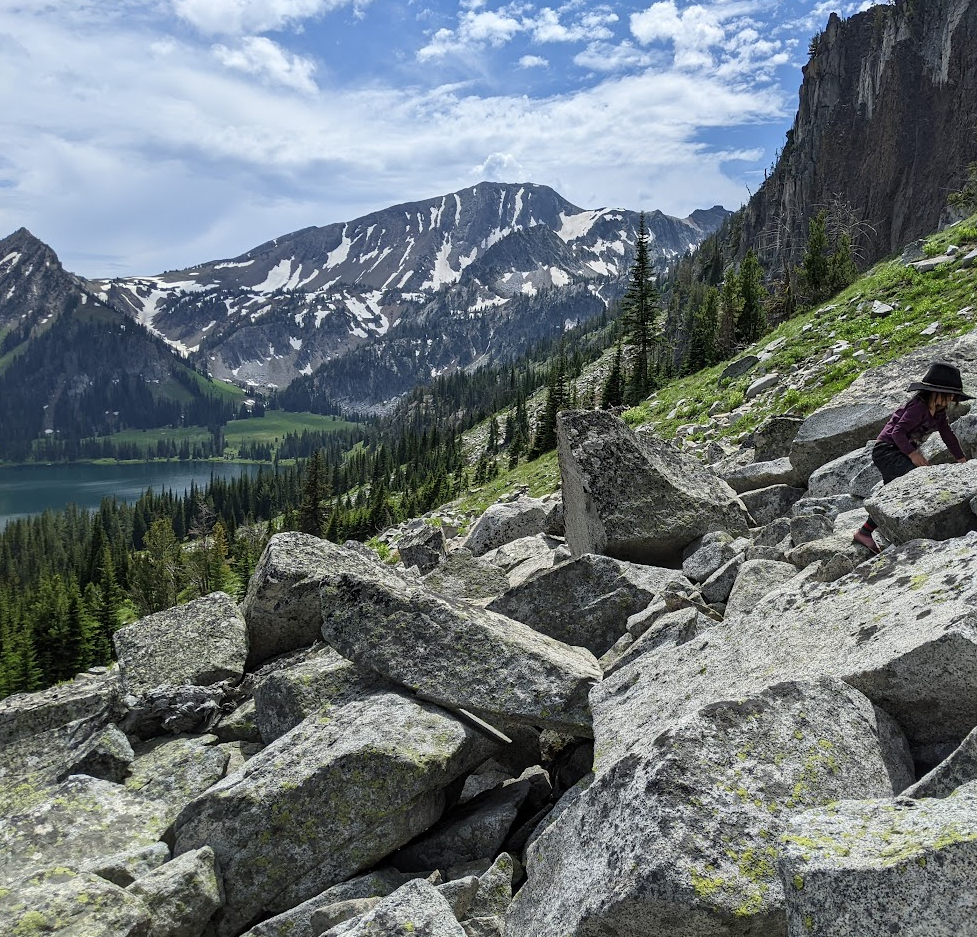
[740,0,977,271]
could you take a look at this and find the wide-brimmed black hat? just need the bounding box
[907,361,974,401]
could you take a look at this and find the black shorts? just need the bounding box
[872,441,915,485]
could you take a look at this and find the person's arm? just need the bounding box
[887,399,930,464]
[937,409,967,461]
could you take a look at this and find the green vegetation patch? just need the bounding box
[222,411,360,447]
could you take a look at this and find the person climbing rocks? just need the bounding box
[853,361,972,554]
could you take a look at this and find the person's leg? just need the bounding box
[853,444,915,553]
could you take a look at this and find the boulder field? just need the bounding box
[6,342,977,936]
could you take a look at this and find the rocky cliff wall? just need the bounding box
[740,0,977,270]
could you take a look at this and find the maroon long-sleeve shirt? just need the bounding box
[876,396,965,459]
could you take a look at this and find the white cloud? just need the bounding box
[518,54,549,68]
[172,0,371,36]
[418,2,623,60]
[0,0,795,277]
[213,36,318,92]
[473,151,526,180]
[574,39,654,72]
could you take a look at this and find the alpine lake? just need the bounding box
[0,461,262,529]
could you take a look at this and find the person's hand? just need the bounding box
[909,451,929,468]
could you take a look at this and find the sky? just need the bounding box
[0,0,874,278]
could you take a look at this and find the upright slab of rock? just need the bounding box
[174,690,497,936]
[320,559,601,734]
[779,788,977,936]
[113,592,247,696]
[241,533,382,669]
[506,679,906,937]
[558,410,750,565]
[592,533,977,771]
[487,553,689,656]
[866,462,977,543]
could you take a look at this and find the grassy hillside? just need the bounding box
[453,215,977,514]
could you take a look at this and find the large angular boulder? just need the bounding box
[739,484,807,526]
[753,414,805,462]
[807,443,879,498]
[125,734,231,827]
[114,593,247,696]
[252,649,385,743]
[398,523,447,573]
[725,559,797,619]
[789,333,977,479]
[0,868,152,937]
[128,847,224,937]
[422,548,510,601]
[320,562,601,734]
[242,533,382,669]
[464,495,562,556]
[779,787,977,936]
[506,679,907,937]
[56,722,134,783]
[329,879,465,937]
[0,669,122,750]
[0,775,170,885]
[479,534,571,589]
[486,553,689,656]
[173,690,497,935]
[866,462,977,543]
[721,457,800,494]
[391,780,531,873]
[245,870,418,937]
[557,410,750,565]
[592,533,977,771]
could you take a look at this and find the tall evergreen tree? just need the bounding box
[737,250,767,344]
[827,231,858,294]
[717,268,741,360]
[684,288,720,374]
[800,210,830,304]
[530,358,567,456]
[620,212,660,404]
[297,449,329,537]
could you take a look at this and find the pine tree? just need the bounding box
[530,359,567,456]
[717,268,741,360]
[620,212,660,404]
[684,288,720,374]
[298,449,329,537]
[800,210,830,304]
[737,250,767,344]
[827,231,858,294]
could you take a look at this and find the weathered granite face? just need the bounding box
[251,649,386,744]
[0,775,171,886]
[0,867,153,937]
[242,533,383,670]
[320,560,601,735]
[592,533,977,772]
[487,553,690,657]
[327,879,466,937]
[397,523,446,573]
[113,592,248,696]
[779,786,977,936]
[506,679,905,937]
[463,495,562,557]
[479,534,571,589]
[866,462,977,544]
[557,410,751,566]
[173,689,498,936]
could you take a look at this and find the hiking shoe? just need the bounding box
[853,529,881,555]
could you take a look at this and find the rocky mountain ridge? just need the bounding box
[87,184,727,403]
[739,0,977,273]
[6,306,977,935]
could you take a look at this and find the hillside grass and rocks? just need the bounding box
[5,205,977,935]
